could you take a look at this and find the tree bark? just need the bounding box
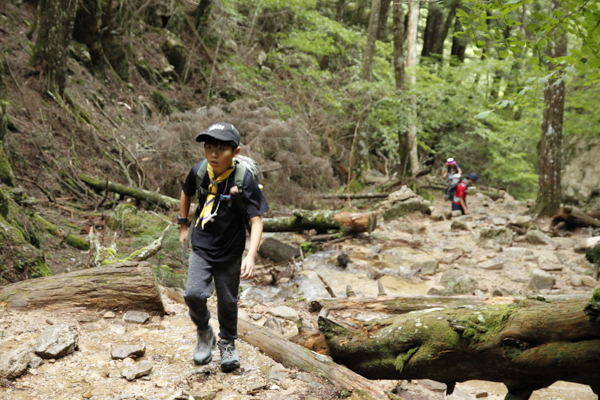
[450,15,468,63]
[72,0,105,76]
[405,0,420,175]
[79,174,180,209]
[421,3,443,60]
[430,0,459,60]
[336,0,346,21]
[376,0,392,40]
[362,0,382,81]
[32,0,78,96]
[392,0,405,90]
[263,211,377,234]
[310,295,514,314]
[319,294,600,398]
[551,205,600,229]
[236,317,392,400]
[0,58,7,141]
[194,0,213,32]
[0,261,166,314]
[534,0,567,217]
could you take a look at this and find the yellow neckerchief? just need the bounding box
[198,160,235,229]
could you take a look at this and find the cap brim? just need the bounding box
[195,132,238,145]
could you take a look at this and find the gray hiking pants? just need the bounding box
[184,250,241,340]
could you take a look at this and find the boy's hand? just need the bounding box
[179,226,188,250]
[241,255,255,280]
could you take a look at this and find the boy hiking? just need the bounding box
[178,122,269,372]
[452,172,479,215]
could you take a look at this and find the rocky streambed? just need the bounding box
[1,189,599,400]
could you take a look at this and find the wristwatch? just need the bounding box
[176,215,189,225]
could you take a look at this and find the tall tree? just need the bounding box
[450,16,468,63]
[336,0,346,21]
[392,0,405,89]
[195,0,213,32]
[362,0,382,81]
[376,0,392,40]
[0,58,7,141]
[32,0,78,97]
[404,0,420,174]
[535,0,567,216]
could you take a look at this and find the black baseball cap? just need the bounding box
[466,172,480,182]
[195,122,240,147]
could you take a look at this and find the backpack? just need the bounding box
[181,155,261,259]
[445,174,463,201]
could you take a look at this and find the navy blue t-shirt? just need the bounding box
[182,161,269,262]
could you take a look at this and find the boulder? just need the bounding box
[34,324,79,359]
[451,220,469,231]
[111,345,146,360]
[478,227,514,246]
[258,238,300,263]
[525,269,555,291]
[121,360,153,381]
[413,260,439,276]
[382,197,432,220]
[440,268,478,295]
[525,230,557,248]
[0,348,31,379]
[123,311,150,324]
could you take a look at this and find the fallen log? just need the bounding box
[32,213,90,250]
[551,205,600,229]
[309,295,517,313]
[263,210,376,233]
[321,193,389,200]
[237,317,392,400]
[0,261,165,314]
[319,290,600,400]
[79,174,179,210]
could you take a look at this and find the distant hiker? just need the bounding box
[442,157,462,180]
[452,172,479,215]
[178,122,269,372]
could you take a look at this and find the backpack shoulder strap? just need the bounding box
[233,159,247,190]
[233,159,251,234]
[196,160,209,197]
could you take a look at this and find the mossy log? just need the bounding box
[32,213,90,250]
[263,210,376,233]
[236,317,392,400]
[0,261,165,314]
[309,295,516,314]
[79,174,179,209]
[319,292,600,400]
[551,205,600,229]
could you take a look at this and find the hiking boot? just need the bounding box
[193,326,215,365]
[217,339,240,372]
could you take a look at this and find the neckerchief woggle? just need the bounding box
[198,160,235,229]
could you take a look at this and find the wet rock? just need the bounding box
[525,269,555,291]
[479,227,514,246]
[121,360,153,381]
[451,220,469,231]
[525,230,557,248]
[413,260,440,276]
[111,345,146,360]
[416,379,446,392]
[440,268,478,295]
[0,348,31,379]
[123,311,150,324]
[258,237,300,263]
[34,324,79,359]
[267,306,299,321]
[502,247,533,258]
[337,253,351,268]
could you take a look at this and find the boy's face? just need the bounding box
[204,142,241,176]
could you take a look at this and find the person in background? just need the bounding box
[452,172,479,215]
[443,158,462,180]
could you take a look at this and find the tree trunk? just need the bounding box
[450,15,468,63]
[421,3,443,60]
[336,0,346,21]
[319,294,600,398]
[405,0,420,175]
[72,0,105,76]
[392,0,405,90]
[0,58,7,141]
[534,0,567,217]
[194,0,213,32]
[376,0,392,40]
[236,317,392,400]
[362,0,382,81]
[263,211,377,234]
[430,0,459,60]
[32,0,78,96]
[79,174,180,209]
[0,261,166,314]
